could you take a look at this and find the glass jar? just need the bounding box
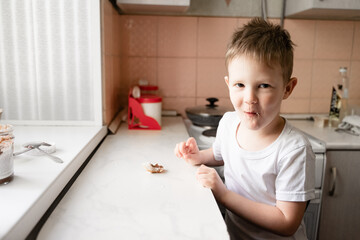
[339,67,350,122]
[0,124,14,185]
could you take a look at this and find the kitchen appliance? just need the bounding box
[185,98,232,128]
[184,118,325,240]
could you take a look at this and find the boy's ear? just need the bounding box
[283,77,297,99]
[224,76,229,86]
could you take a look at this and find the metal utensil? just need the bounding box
[34,146,63,163]
[13,142,51,156]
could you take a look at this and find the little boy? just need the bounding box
[174,18,315,239]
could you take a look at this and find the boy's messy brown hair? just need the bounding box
[225,18,295,84]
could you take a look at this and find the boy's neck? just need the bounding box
[236,116,285,151]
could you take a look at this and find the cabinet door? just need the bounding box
[318,151,360,240]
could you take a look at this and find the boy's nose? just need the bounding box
[244,89,257,104]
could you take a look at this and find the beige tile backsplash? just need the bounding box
[102,6,360,123]
[197,17,238,58]
[158,17,197,57]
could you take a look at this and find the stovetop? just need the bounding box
[184,119,215,150]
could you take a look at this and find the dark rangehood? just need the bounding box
[186,98,231,128]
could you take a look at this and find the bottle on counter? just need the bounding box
[329,67,350,126]
[338,67,350,122]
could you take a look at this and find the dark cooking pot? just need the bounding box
[186,98,231,128]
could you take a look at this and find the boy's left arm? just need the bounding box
[196,165,307,237]
[224,190,307,236]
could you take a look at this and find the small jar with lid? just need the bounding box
[0,124,14,185]
[138,94,162,126]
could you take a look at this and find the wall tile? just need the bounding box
[103,14,113,55]
[121,15,157,57]
[157,16,197,57]
[349,99,360,114]
[112,15,360,116]
[284,20,316,59]
[113,56,121,108]
[119,56,130,106]
[198,17,238,57]
[292,59,313,98]
[102,0,113,16]
[352,22,360,60]
[314,20,354,60]
[350,61,360,99]
[196,97,233,111]
[237,17,252,28]
[162,97,196,117]
[310,98,331,113]
[103,55,114,124]
[112,14,122,56]
[197,58,228,98]
[122,57,157,87]
[281,98,310,113]
[311,60,350,100]
[157,58,196,97]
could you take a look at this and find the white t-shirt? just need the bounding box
[212,112,315,240]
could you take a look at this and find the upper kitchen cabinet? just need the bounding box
[116,0,190,13]
[112,0,284,18]
[285,0,360,20]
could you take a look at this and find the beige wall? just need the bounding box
[102,2,360,122]
[102,0,123,125]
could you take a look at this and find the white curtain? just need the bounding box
[0,0,101,124]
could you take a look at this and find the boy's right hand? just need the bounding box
[174,137,202,165]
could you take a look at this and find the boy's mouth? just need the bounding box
[244,111,259,117]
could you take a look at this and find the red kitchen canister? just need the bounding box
[137,94,162,126]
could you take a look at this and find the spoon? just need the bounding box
[32,146,63,164]
[13,142,51,156]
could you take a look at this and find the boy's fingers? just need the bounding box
[197,164,210,174]
[174,144,182,158]
[197,175,211,188]
[186,137,195,146]
[186,137,197,150]
[179,141,187,154]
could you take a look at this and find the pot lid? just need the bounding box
[186,98,230,117]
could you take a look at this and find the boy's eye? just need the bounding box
[235,83,244,88]
[259,83,271,88]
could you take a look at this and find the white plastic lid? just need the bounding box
[339,67,347,73]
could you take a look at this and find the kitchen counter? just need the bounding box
[37,117,229,239]
[289,119,360,150]
[0,125,107,240]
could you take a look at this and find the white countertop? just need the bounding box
[289,120,360,150]
[0,125,107,240]
[38,117,229,240]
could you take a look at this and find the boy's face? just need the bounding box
[225,55,296,131]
